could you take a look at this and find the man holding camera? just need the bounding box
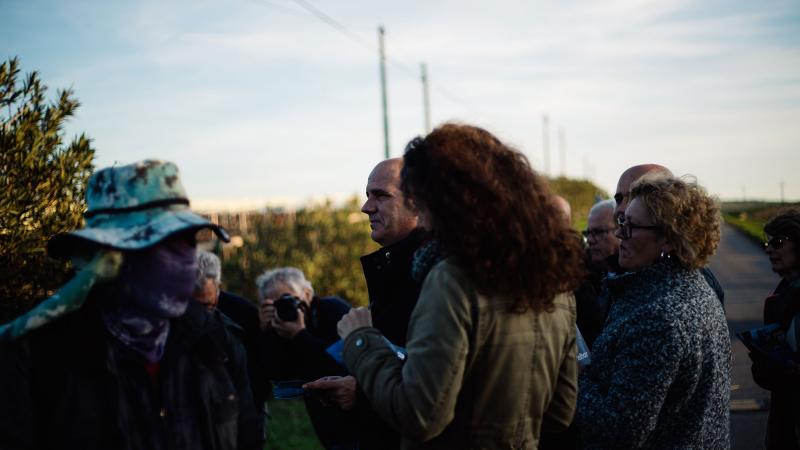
[256,267,356,450]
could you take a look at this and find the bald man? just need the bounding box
[613,164,672,222]
[554,195,573,228]
[305,158,427,450]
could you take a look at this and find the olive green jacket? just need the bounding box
[343,259,577,449]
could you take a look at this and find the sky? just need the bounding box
[3,0,799,211]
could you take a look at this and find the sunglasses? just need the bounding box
[617,217,661,240]
[763,236,791,250]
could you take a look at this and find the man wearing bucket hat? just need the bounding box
[0,160,260,450]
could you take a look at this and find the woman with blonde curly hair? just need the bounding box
[578,174,731,449]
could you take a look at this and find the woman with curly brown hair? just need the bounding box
[577,174,731,449]
[336,123,586,449]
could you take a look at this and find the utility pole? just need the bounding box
[558,127,566,177]
[421,63,431,134]
[378,26,390,158]
[542,115,550,176]
[582,155,589,180]
[780,179,785,203]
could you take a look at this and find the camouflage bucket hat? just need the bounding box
[48,160,229,258]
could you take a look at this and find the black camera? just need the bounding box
[274,293,308,322]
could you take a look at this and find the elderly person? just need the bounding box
[256,267,356,450]
[192,250,272,446]
[613,164,725,304]
[584,199,620,276]
[751,209,800,449]
[0,160,259,450]
[578,174,730,449]
[193,250,222,310]
[576,199,621,346]
[336,123,586,448]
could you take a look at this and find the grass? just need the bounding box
[265,399,323,450]
[720,201,800,246]
[723,212,767,246]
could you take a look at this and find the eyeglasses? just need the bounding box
[617,217,661,240]
[763,236,791,250]
[582,228,615,239]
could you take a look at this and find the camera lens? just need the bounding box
[275,294,300,322]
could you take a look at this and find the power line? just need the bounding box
[289,0,376,51]
[284,0,476,114]
[245,0,303,16]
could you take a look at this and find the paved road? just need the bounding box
[708,223,779,450]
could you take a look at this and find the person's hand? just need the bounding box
[337,307,372,340]
[258,298,276,331]
[272,308,306,339]
[303,375,357,410]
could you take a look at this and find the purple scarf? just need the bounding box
[103,236,197,363]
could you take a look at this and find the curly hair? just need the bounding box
[764,208,800,261]
[400,123,585,313]
[630,174,721,269]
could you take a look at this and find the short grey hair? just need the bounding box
[195,250,221,289]
[589,199,616,218]
[255,267,314,300]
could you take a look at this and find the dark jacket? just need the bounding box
[570,248,610,349]
[578,260,731,449]
[356,228,427,450]
[0,296,260,450]
[217,292,270,410]
[751,278,800,449]
[261,295,356,449]
[701,266,725,306]
[574,278,605,349]
[217,291,270,445]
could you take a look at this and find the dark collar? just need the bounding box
[777,277,800,293]
[163,300,224,359]
[605,252,623,274]
[362,228,429,262]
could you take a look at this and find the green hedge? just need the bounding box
[720,202,800,246]
[723,212,767,246]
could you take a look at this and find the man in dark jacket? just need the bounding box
[0,160,259,450]
[217,290,271,444]
[193,249,271,447]
[578,199,622,345]
[256,267,356,449]
[305,158,426,450]
[358,158,425,350]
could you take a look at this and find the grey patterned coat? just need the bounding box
[577,259,731,449]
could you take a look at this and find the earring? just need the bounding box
[659,250,671,260]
